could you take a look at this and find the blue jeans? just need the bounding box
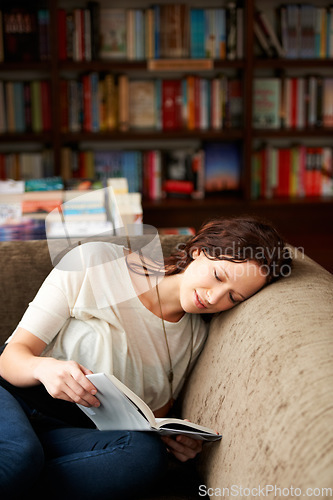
[0,385,168,500]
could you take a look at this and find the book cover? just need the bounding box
[77,372,221,442]
[3,7,39,62]
[253,78,281,129]
[159,4,189,58]
[129,80,156,129]
[204,142,241,192]
[118,75,129,132]
[99,9,126,59]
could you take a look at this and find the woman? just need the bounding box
[0,216,291,499]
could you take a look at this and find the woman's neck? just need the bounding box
[139,274,184,323]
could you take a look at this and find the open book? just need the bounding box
[77,373,221,442]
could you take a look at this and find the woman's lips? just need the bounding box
[194,290,207,309]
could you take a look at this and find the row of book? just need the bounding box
[254,5,333,59]
[60,143,241,201]
[58,3,243,62]
[0,151,54,181]
[60,73,242,133]
[0,80,51,134]
[253,77,333,129]
[252,145,333,199]
[0,7,50,63]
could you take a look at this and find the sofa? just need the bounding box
[0,236,332,499]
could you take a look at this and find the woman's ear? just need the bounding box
[191,248,200,259]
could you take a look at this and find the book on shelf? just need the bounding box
[0,152,53,181]
[253,78,281,129]
[22,191,63,220]
[77,372,221,442]
[252,145,333,199]
[158,227,196,235]
[56,73,243,133]
[129,80,156,129]
[99,8,127,59]
[204,142,241,193]
[277,4,333,59]
[255,10,285,58]
[159,4,189,59]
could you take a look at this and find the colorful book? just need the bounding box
[204,142,241,192]
[99,9,127,59]
[253,78,281,128]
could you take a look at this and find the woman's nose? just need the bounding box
[207,285,227,305]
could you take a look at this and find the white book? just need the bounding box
[77,373,222,442]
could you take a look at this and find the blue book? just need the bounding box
[204,142,241,192]
[135,10,145,60]
[190,9,205,58]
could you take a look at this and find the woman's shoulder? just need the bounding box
[55,241,126,272]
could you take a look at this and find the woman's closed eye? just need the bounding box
[214,270,222,282]
[229,292,238,304]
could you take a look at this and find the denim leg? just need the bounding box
[35,425,168,500]
[0,386,44,498]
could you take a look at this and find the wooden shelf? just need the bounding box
[60,129,244,143]
[0,61,52,72]
[58,58,245,72]
[252,128,333,138]
[255,58,333,69]
[0,132,53,143]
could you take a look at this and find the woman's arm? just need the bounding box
[0,328,100,408]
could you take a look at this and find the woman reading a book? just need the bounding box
[0,216,291,499]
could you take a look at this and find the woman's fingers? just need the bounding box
[161,435,203,462]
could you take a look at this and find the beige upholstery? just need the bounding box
[182,250,333,495]
[0,238,332,498]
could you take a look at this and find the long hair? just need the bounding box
[164,216,292,284]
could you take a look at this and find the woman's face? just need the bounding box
[179,250,267,314]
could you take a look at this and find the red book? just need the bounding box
[60,80,68,132]
[313,147,323,196]
[305,147,315,196]
[277,148,291,197]
[291,78,297,128]
[162,179,194,195]
[173,79,182,129]
[194,77,201,130]
[58,9,67,60]
[0,154,5,180]
[82,74,92,132]
[162,80,176,130]
[260,148,267,199]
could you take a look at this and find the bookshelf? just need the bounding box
[0,0,332,272]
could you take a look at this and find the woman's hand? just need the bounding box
[161,435,203,462]
[34,357,100,408]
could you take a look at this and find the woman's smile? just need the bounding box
[194,290,207,310]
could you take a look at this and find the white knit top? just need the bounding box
[9,242,208,411]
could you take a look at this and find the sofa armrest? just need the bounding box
[182,251,333,493]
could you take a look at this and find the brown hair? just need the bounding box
[164,216,292,284]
